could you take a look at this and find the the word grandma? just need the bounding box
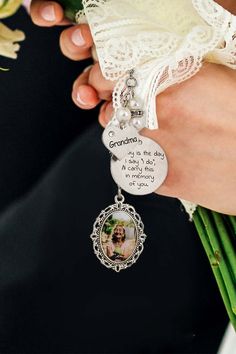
[109,137,138,149]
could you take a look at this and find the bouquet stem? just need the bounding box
[193,208,236,330]
[228,215,236,236]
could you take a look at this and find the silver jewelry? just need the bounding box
[91,70,168,271]
[103,69,168,195]
[90,187,146,272]
[111,135,168,195]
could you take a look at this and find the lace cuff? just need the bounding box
[80,0,236,129]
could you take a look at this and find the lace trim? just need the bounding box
[180,200,198,220]
[79,0,236,130]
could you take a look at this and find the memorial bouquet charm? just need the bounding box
[57,0,236,328]
[92,69,168,272]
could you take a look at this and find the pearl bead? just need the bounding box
[131,117,145,130]
[116,108,131,122]
[129,98,141,110]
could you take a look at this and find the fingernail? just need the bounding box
[71,29,86,47]
[100,102,108,112]
[40,5,56,21]
[83,65,93,73]
[105,102,114,122]
[76,90,87,106]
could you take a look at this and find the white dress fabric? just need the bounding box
[78,0,236,216]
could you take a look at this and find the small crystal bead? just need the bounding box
[120,121,128,130]
[126,77,137,87]
[108,131,115,137]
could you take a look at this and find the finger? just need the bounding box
[60,24,93,61]
[30,0,65,27]
[99,101,114,127]
[88,62,114,100]
[72,69,101,109]
[98,101,114,127]
[98,102,108,128]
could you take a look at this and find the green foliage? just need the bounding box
[57,0,83,21]
[103,215,117,235]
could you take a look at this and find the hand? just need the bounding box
[30,2,236,215]
[150,63,236,215]
[30,1,108,111]
[72,58,236,215]
[64,43,236,215]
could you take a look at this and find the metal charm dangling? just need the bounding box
[107,69,168,195]
[90,187,147,272]
[111,136,168,195]
[102,69,145,161]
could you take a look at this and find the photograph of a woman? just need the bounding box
[101,212,136,262]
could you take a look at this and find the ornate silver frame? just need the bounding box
[90,195,147,272]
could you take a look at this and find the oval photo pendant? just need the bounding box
[90,195,146,272]
[111,136,168,195]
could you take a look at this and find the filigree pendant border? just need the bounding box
[90,194,147,272]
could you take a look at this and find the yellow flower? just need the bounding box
[0,21,25,59]
[0,0,22,19]
[0,0,25,62]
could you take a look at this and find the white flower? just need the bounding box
[0,21,25,59]
[0,0,25,61]
[0,0,22,19]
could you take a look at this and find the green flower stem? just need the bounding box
[211,211,236,282]
[228,215,236,236]
[193,210,218,266]
[193,210,236,329]
[198,208,236,315]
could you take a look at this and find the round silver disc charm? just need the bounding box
[111,136,168,195]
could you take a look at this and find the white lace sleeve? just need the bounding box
[80,0,236,129]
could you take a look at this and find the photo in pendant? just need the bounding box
[101,211,137,263]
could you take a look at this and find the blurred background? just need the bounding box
[0,6,95,212]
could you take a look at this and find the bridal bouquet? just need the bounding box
[0,0,25,63]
